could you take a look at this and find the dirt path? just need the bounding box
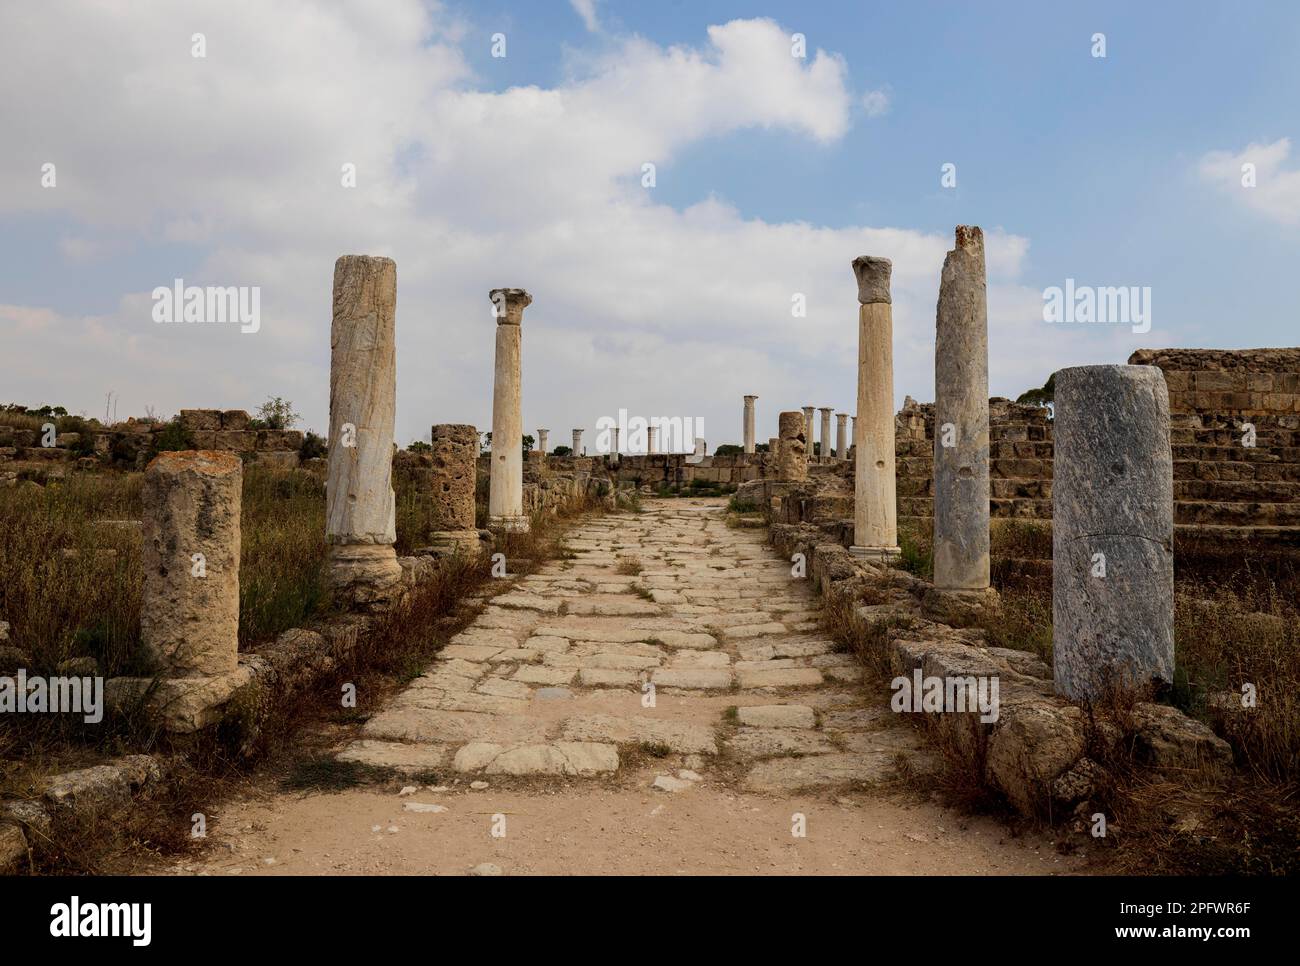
[167,499,1085,876]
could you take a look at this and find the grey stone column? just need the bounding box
[743,395,758,454]
[802,406,816,461]
[427,423,481,556]
[647,425,658,454]
[487,288,530,532]
[850,256,900,561]
[142,451,242,676]
[1053,365,1174,702]
[572,428,583,457]
[768,437,780,461]
[818,408,833,463]
[537,428,549,455]
[924,227,997,625]
[328,255,402,599]
[835,413,849,460]
[612,427,621,456]
[778,411,807,481]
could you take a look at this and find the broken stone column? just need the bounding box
[488,288,531,532]
[778,411,807,481]
[802,406,816,461]
[851,256,900,561]
[1053,365,1174,702]
[836,413,849,460]
[537,428,549,455]
[647,425,658,454]
[925,227,998,624]
[328,255,403,599]
[427,423,481,556]
[768,436,780,461]
[572,428,583,457]
[743,395,758,454]
[142,451,242,676]
[819,408,833,463]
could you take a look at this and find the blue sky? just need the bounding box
[1,1,1296,447]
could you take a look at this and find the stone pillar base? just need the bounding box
[850,545,902,564]
[105,666,254,734]
[488,514,530,533]
[422,530,485,557]
[328,544,403,604]
[921,586,1001,628]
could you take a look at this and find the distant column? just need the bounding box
[572,428,583,457]
[537,428,549,455]
[647,425,658,454]
[612,426,621,456]
[1053,365,1174,702]
[777,411,808,482]
[818,408,833,463]
[835,413,849,460]
[487,287,531,532]
[327,255,403,598]
[802,406,816,461]
[850,256,900,561]
[743,395,758,454]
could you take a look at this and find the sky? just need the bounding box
[2,0,1297,451]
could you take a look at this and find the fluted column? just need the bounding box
[835,412,849,460]
[743,395,758,454]
[802,406,816,462]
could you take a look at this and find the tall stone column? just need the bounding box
[487,288,530,532]
[612,427,621,455]
[802,406,816,461]
[141,451,242,676]
[924,227,997,624]
[777,411,807,482]
[835,413,849,460]
[647,426,658,454]
[328,255,403,598]
[850,256,900,561]
[818,408,833,463]
[537,428,549,455]
[572,428,583,457]
[743,395,758,454]
[1053,365,1174,702]
[427,423,481,556]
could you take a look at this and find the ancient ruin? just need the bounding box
[426,424,482,556]
[850,256,900,561]
[487,288,531,532]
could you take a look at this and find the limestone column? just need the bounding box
[572,428,583,457]
[743,395,758,454]
[427,423,481,555]
[1053,365,1174,702]
[933,226,992,592]
[612,427,621,456]
[835,413,849,460]
[768,437,780,461]
[141,451,242,676]
[647,426,658,454]
[537,428,549,455]
[802,406,816,461]
[487,288,530,532]
[851,256,900,561]
[819,408,833,463]
[328,255,403,597]
[777,411,807,482]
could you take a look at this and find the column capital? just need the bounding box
[818,406,833,414]
[744,394,758,402]
[490,288,533,324]
[852,256,892,305]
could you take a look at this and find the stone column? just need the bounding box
[537,428,549,455]
[802,406,816,461]
[1053,365,1174,702]
[777,411,807,482]
[487,288,531,532]
[142,451,242,676]
[768,437,780,461]
[328,255,403,598]
[572,428,583,457]
[835,413,849,460]
[743,395,758,454]
[819,408,833,463]
[427,423,481,556]
[924,227,997,624]
[851,256,900,561]
[647,425,658,454]
[612,427,621,456]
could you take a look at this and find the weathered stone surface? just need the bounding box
[560,713,717,754]
[1053,365,1174,700]
[338,739,447,772]
[735,704,816,729]
[363,708,550,745]
[454,741,618,776]
[43,755,162,812]
[742,752,897,793]
[778,411,807,481]
[327,255,402,596]
[487,288,531,531]
[1131,702,1233,775]
[650,668,733,690]
[427,424,481,554]
[141,450,242,676]
[933,225,991,591]
[513,665,576,685]
[986,703,1086,814]
[736,667,823,689]
[0,821,27,874]
[727,728,837,758]
[852,255,899,559]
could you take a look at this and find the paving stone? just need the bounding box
[363,708,550,745]
[439,644,504,662]
[492,593,563,613]
[727,728,838,758]
[721,622,788,639]
[737,667,824,689]
[578,668,640,687]
[474,678,534,700]
[741,753,900,793]
[735,704,816,729]
[651,668,734,690]
[668,650,731,668]
[513,665,577,685]
[561,713,718,755]
[337,740,447,773]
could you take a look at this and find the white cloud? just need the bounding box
[1199,137,1300,225]
[861,89,890,118]
[0,3,1116,448]
[570,0,601,33]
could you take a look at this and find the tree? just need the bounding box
[714,443,743,456]
[252,396,301,430]
[1016,373,1056,411]
[553,445,573,457]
